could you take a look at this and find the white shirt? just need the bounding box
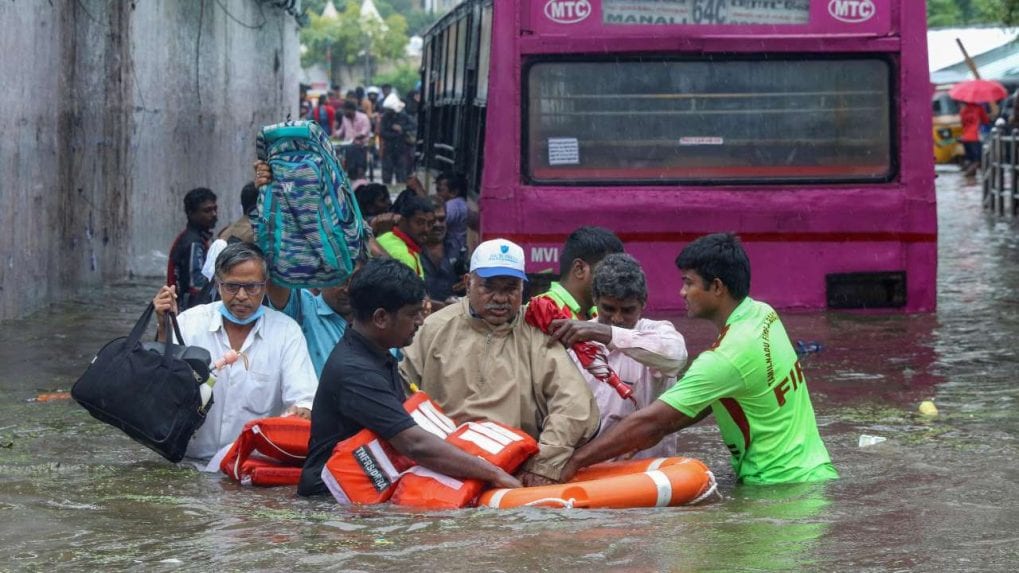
[176,301,318,460]
[573,317,688,459]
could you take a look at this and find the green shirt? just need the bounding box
[659,297,838,484]
[377,231,424,278]
[544,281,597,319]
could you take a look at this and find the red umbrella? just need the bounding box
[948,79,1008,104]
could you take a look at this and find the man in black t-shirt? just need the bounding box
[298,259,522,497]
[167,187,218,310]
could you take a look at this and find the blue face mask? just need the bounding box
[219,303,265,325]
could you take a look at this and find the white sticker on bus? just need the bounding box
[544,0,592,24]
[548,137,580,165]
[827,0,875,23]
[679,136,724,145]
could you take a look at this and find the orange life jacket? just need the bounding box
[321,392,454,504]
[220,416,311,486]
[390,420,539,509]
[322,393,539,508]
[234,457,305,487]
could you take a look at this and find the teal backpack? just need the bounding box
[254,120,367,288]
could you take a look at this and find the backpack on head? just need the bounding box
[254,120,367,288]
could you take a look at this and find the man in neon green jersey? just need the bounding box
[562,233,837,484]
[542,226,624,319]
[376,195,434,279]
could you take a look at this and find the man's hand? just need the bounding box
[153,285,178,320]
[405,175,426,197]
[516,470,558,488]
[370,212,399,235]
[254,161,272,188]
[284,405,311,420]
[391,123,402,133]
[490,468,523,489]
[152,285,178,341]
[549,318,613,347]
[559,459,579,483]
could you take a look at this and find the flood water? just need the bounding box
[2,169,1017,572]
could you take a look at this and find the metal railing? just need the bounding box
[983,127,1019,216]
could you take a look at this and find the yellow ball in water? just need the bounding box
[918,400,939,417]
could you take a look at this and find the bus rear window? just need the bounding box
[525,58,893,184]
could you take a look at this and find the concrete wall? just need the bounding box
[0,0,300,321]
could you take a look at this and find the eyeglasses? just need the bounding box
[219,281,266,296]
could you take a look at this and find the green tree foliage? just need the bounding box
[927,0,1019,26]
[303,0,441,34]
[300,0,409,85]
[375,63,421,95]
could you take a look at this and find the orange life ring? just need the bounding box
[478,457,718,509]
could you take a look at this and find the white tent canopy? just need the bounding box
[928,27,1018,72]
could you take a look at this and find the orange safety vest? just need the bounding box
[321,392,453,504]
[220,416,311,487]
[322,392,539,508]
[390,420,539,509]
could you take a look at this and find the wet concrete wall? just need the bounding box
[0,1,300,321]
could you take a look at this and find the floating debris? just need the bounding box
[795,340,823,355]
[858,434,888,448]
[918,400,939,417]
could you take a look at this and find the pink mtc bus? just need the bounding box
[417,0,935,311]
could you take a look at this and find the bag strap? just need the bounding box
[165,311,185,347]
[126,302,157,347]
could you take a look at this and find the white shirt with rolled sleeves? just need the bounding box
[174,301,318,461]
[575,317,689,459]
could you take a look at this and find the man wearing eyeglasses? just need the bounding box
[152,242,318,463]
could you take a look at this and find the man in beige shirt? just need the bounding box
[401,239,599,486]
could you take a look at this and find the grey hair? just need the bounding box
[214,242,268,279]
[592,253,647,303]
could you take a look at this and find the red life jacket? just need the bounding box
[390,420,539,509]
[220,416,311,487]
[321,392,453,504]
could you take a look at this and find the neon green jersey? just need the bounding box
[544,282,597,319]
[659,297,837,484]
[376,231,424,278]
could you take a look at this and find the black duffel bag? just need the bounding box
[72,302,213,462]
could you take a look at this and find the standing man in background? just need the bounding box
[218,182,257,244]
[168,187,218,311]
[308,94,336,134]
[541,227,624,320]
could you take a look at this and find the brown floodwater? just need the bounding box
[1,169,1016,571]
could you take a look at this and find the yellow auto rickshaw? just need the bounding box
[931,89,964,164]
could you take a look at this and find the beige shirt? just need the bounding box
[218,216,254,244]
[400,299,599,480]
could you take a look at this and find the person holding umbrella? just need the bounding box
[949,79,1006,176]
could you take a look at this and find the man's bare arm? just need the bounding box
[561,402,709,481]
[389,426,522,489]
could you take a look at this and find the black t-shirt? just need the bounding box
[168,223,212,310]
[298,328,417,497]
